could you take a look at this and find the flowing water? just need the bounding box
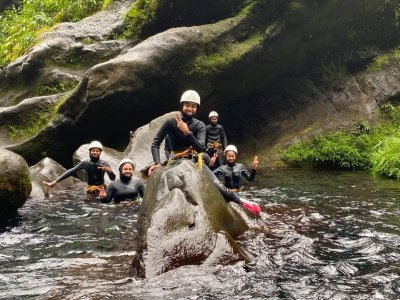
[1,170,400,299]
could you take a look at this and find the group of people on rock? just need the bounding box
[44,90,261,215]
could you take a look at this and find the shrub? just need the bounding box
[0,0,112,67]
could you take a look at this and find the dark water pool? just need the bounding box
[1,170,400,299]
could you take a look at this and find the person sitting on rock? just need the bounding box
[102,158,145,204]
[147,90,261,215]
[214,144,259,192]
[205,111,228,170]
[43,141,116,200]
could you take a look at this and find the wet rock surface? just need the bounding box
[0,148,31,214]
[131,160,249,278]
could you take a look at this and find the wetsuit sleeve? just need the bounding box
[103,161,116,181]
[213,167,226,185]
[151,120,169,164]
[103,183,115,203]
[220,126,228,149]
[138,182,145,198]
[188,122,206,153]
[241,165,256,182]
[55,161,86,183]
[204,166,241,204]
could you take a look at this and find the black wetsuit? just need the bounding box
[151,113,242,204]
[103,176,145,203]
[214,163,256,189]
[151,113,206,164]
[205,123,227,169]
[55,158,115,185]
[205,124,227,149]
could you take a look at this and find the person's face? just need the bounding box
[182,102,198,116]
[225,151,236,163]
[121,163,134,177]
[210,116,218,124]
[89,148,101,158]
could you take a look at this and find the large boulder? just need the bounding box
[29,157,79,198]
[131,160,250,279]
[0,148,31,214]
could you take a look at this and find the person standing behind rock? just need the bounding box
[205,111,228,170]
[43,141,115,200]
[102,158,145,204]
[213,145,260,213]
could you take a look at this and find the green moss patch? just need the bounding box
[8,92,70,140]
[32,80,78,97]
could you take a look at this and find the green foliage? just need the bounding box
[122,0,158,39]
[282,131,372,170]
[0,0,112,67]
[370,136,400,179]
[191,31,264,76]
[32,80,78,96]
[281,103,400,176]
[367,48,400,72]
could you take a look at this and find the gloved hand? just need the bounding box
[242,200,261,215]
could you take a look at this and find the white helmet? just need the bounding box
[209,111,218,118]
[224,145,238,155]
[88,141,103,151]
[119,158,135,170]
[180,90,200,106]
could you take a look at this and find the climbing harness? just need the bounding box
[168,147,203,170]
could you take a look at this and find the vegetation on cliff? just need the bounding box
[282,103,400,179]
[0,0,112,67]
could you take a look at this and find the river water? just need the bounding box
[1,169,400,299]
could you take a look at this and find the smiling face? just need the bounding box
[225,151,237,164]
[89,148,102,158]
[120,163,134,177]
[210,116,218,124]
[181,102,198,117]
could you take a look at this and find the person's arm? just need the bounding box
[213,166,226,186]
[187,121,206,153]
[99,161,116,181]
[102,183,115,203]
[148,120,170,176]
[240,164,256,182]
[43,162,85,187]
[151,120,169,164]
[138,182,145,198]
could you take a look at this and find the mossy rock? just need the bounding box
[0,148,32,215]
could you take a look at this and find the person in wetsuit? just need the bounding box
[148,90,261,215]
[214,145,259,191]
[102,158,145,203]
[205,111,227,170]
[43,141,116,199]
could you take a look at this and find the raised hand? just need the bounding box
[252,156,259,169]
[174,114,190,135]
[210,152,218,167]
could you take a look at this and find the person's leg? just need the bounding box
[203,165,241,203]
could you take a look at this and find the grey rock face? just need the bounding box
[131,160,249,278]
[29,157,79,198]
[0,148,31,214]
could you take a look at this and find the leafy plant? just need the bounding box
[281,103,400,177]
[0,0,112,67]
